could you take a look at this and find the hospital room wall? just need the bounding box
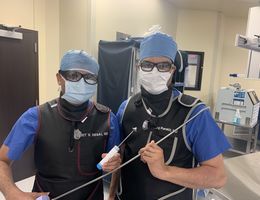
[175,9,258,109]
[59,0,178,101]
[176,9,221,107]
[219,17,260,104]
[60,2,260,109]
[59,0,89,56]
[94,0,178,58]
[59,0,178,64]
[1,0,258,109]
[52,3,260,109]
[1,0,178,104]
[0,0,60,104]
[58,0,178,98]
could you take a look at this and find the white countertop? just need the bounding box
[218,152,260,200]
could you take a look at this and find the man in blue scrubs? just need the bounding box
[0,50,121,200]
[109,33,231,200]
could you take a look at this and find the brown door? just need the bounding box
[0,28,38,181]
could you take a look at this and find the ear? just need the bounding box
[171,65,177,74]
[56,73,66,95]
[56,73,62,85]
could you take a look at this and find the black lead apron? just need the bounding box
[33,99,110,200]
[120,93,200,200]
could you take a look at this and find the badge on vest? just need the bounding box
[74,129,82,140]
[74,129,108,140]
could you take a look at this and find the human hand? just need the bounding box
[5,190,49,200]
[101,153,121,172]
[139,140,167,179]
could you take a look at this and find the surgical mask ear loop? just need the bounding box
[51,107,209,200]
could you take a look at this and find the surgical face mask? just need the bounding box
[138,68,172,95]
[61,78,97,105]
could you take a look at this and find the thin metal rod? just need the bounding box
[118,128,136,147]
[52,107,209,200]
[52,153,141,200]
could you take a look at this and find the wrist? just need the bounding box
[4,187,22,199]
[159,165,171,181]
[108,194,116,200]
[109,193,115,197]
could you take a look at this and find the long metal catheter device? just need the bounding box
[96,127,137,170]
[52,106,210,200]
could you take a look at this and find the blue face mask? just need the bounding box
[61,78,97,105]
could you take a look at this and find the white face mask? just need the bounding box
[61,78,97,105]
[138,68,172,95]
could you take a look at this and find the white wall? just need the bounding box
[219,16,260,99]
[34,0,47,104]
[41,2,260,106]
[246,7,260,79]
[0,0,178,104]
[94,0,178,57]
[0,0,34,28]
[175,9,259,109]
[44,0,60,102]
[0,0,179,102]
[58,0,178,101]
[1,0,256,109]
[176,9,222,106]
[0,0,60,104]
[60,0,89,56]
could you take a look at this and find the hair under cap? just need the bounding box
[140,32,177,62]
[60,50,99,75]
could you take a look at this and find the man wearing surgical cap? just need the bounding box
[111,33,230,200]
[0,50,121,200]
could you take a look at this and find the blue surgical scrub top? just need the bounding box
[4,103,121,160]
[116,89,231,163]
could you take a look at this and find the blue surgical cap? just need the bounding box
[140,32,177,62]
[60,50,99,75]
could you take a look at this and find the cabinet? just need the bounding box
[215,120,259,154]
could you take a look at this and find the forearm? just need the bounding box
[0,160,20,197]
[109,145,124,199]
[160,165,226,189]
[109,170,121,199]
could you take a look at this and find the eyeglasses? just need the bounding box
[139,61,173,72]
[59,70,98,85]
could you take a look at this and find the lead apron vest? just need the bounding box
[33,99,110,200]
[120,93,201,200]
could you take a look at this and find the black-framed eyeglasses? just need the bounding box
[59,70,98,85]
[139,61,173,72]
